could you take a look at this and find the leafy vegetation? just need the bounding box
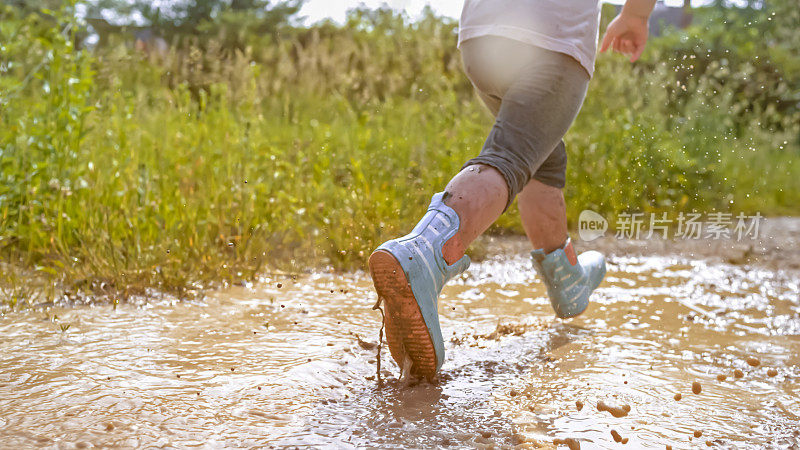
[1,1,797,306]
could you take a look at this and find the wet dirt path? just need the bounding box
[1,247,799,448]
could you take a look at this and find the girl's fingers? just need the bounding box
[601,26,647,62]
[599,31,614,52]
[630,43,645,62]
[620,39,635,55]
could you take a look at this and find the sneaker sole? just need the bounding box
[368,249,438,379]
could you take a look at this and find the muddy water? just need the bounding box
[1,252,799,448]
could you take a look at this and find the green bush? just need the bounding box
[1,2,797,305]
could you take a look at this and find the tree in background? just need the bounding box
[681,0,692,28]
[80,0,304,50]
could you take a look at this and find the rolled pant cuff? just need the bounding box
[461,158,520,212]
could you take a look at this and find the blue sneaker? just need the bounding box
[368,192,470,379]
[531,238,606,318]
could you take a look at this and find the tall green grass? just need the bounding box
[1,3,798,306]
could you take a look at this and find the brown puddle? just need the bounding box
[0,251,799,448]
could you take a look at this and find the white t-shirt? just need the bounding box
[458,0,603,76]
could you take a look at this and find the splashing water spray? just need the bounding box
[372,297,385,388]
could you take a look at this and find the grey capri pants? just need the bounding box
[460,36,590,210]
